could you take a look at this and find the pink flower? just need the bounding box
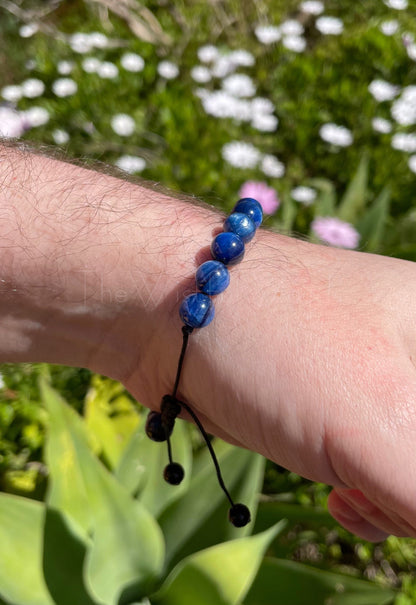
[311,216,360,249]
[239,181,279,215]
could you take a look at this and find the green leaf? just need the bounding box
[114,423,148,496]
[244,558,396,605]
[0,493,54,605]
[159,441,256,568]
[280,192,297,233]
[309,178,337,216]
[152,523,286,605]
[254,501,336,534]
[43,380,94,540]
[41,379,165,605]
[43,508,98,605]
[84,376,139,470]
[337,154,369,223]
[357,186,390,252]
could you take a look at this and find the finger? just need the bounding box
[328,489,408,541]
[339,488,416,537]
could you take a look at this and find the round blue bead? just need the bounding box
[211,232,245,266]
[224,212,256,243]
[179,293,215,328]
[196,260,230,295]
[233,198,263,228]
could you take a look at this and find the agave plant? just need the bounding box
[0,378,396,605]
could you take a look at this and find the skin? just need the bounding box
[1,143,416,542]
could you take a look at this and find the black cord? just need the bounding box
[172,325,193,398]
[166,325,235,507]
[180,399,235,508]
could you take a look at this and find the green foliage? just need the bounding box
[0,381,397,605]
[245,558,395,605]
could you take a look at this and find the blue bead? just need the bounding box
[233,198,263,228]
[211,232,245,266]
[196,260,230,295]
[224,212,256,243]
[179,293,215,328]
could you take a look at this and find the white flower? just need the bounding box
[19,23,38,38]
[315,16,344,35]
[251,113,278,132]
[57,60,75,75]
[21,78,45,98]
[300,1,324,15]
[406,43,416,62]
[157,61,179,79]
[261,154,285,177]
[222,73,256,97]
[197,45,219,63]
[254,25,281,44]
[1,85,22,102]
[368,79,399,102]
[319,123,353,146]
[211,55,236,78]
[251,97,275,114]
[0,107,26,138]
[380,20,399,35]
[222,141,262,169]
[391,86,416,125]
[228,49,255,67]
[115,155,146,173]
[391,132,416,152]
[120,53,145,72]
[408,155,416,173]
[23,106,49,127]
[97,62,118,79]
[291,186,317,204]
[384,0,408,8]
[282,35,307,52]
[82,57,101,73]
[111,113,135,136]
[52,78,77,97]
[190,66,212,83]
[89,32,108,48]
[194,87,209,100]
[372,117,393,133]
[25,60,36,71]
[202,91,252,121]
[69,33,93,54]
[0,372,4,389]
[280,20,304,36]
[52,129,70,145]
[202,91,235,117]
[403,33,415,46]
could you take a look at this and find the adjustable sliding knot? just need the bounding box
[145,198,263,527]
[161,394,181,426]
[145,395,182,442]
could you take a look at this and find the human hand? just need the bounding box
[123,229,416,542]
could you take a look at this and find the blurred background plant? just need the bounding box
[1,0,416,603]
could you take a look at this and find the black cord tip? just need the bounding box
[164,462,185,485]
[229,503,251,527]
[145,411,168,442]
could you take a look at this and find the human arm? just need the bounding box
[1,142,416,541]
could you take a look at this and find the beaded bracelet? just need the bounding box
[145,197,263,528]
